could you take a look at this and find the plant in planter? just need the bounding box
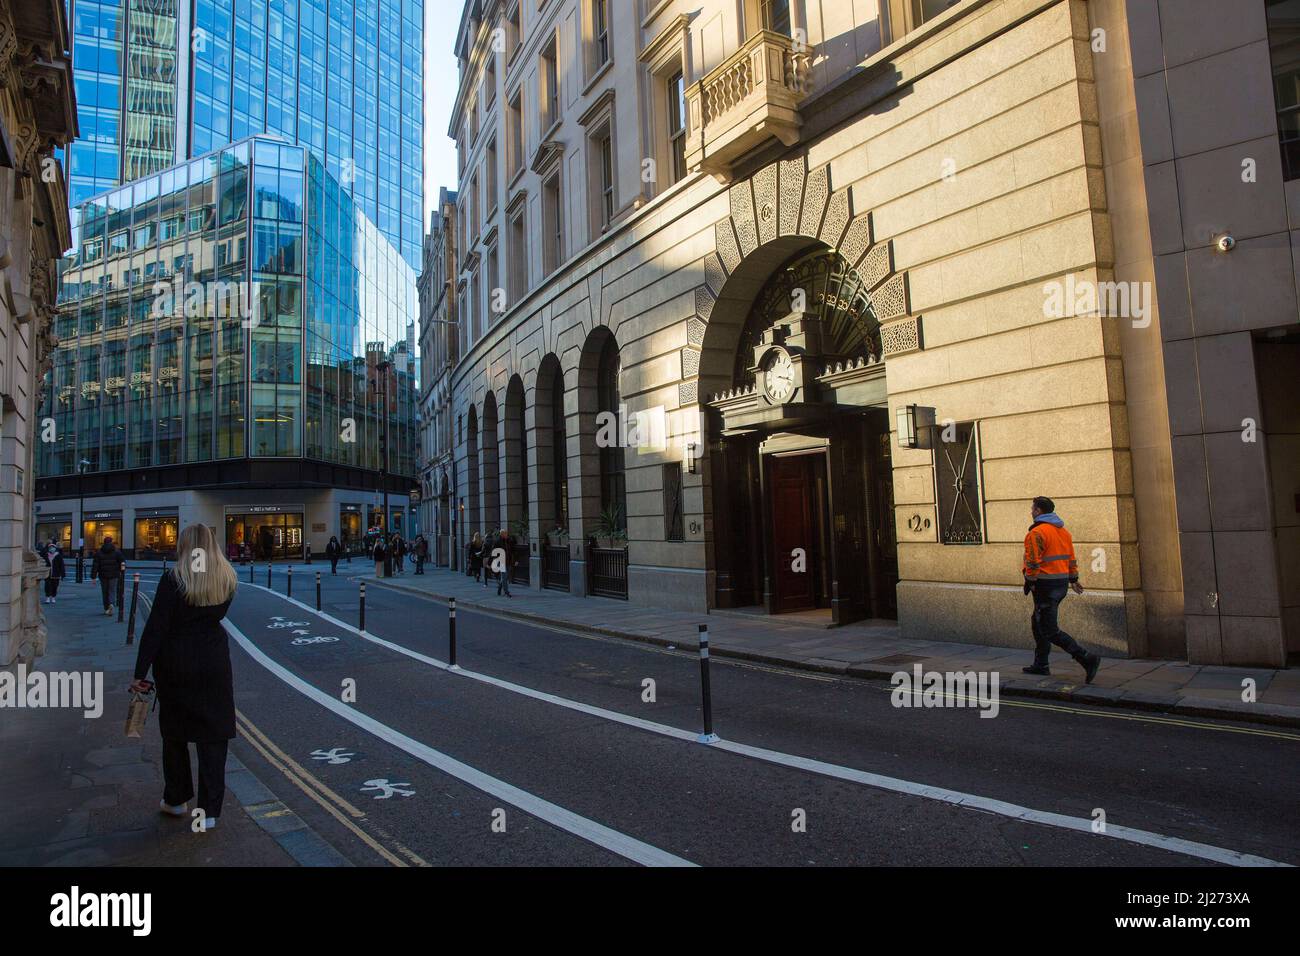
[593,504,626,549]
[509,518,530,542]
[546,525,568,547]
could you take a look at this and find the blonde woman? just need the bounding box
[129,524,238,831]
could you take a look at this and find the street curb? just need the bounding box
[364,576,1300,730]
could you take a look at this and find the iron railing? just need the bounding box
[542,545,569,592]
[588,545,628,600]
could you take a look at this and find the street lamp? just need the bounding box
[75,458,90,583]
[376,358,392,578]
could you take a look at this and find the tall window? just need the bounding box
[1268,0,1300,179]
[934,421,984,545]
[668,70,687,184]
[507,90,524,177]
[595,130,615,230]
[663,463,684,541]
[508,208,528,301]
[761,0,791,34]
[486,245,500,321]
[593,0,610,68]
[886,0,960,43]
[485,138,498,215]
[542,38,559,129]
[550,371,568,531]
[543,170,564,274]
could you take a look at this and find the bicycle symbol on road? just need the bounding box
[291,635,340,646]
[310,748,355,765]
[361,779,415,800]
[268,619,311,630]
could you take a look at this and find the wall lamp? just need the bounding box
[896,404,936,450]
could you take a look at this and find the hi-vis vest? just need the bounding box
[1023,522,1079,584]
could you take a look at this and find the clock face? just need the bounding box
[763,350,796,403]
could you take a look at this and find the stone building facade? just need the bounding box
[418,187,459,566]
[441,0,1299,666]
[1,0,77,664]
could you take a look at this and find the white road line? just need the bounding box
[241,584,1292,868]
[223,618,695,868]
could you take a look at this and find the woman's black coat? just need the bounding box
[132,572,236,742]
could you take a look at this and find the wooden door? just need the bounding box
[768,455,817,612]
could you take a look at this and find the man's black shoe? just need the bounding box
[1083,653,1101,684]
[1022,665,1050,676]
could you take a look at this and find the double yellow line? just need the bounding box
[235,709,430,867]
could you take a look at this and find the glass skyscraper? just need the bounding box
[66,0,423,268]
[37,1,423,560]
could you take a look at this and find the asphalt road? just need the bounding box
[119,567,1299,867]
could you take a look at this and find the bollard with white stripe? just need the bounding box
[316,571,322,611]
[359,581,366,633]
[125,573,140,645]
[287,565,293,598]
[248,561,254,583]
[267,563,272,588]
[697,623,719,743]
[448,597,458,670]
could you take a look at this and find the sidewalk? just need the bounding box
[368,566,1300,728]
[0,582,347,866]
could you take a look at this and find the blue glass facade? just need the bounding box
[42,135,417,482]
[65,0,423,268]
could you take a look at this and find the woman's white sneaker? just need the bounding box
[159,799,187,817]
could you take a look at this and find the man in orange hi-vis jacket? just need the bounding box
[1022,496,1101,682]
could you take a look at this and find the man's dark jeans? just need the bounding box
[1031,581,1088,668]
[98,575,118,610]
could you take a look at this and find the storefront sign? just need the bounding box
[228,505,302,515]
[135,508,178,518]
[85,511,122,520]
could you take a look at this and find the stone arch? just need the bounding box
[532,353,567,541]
[683,155,916,410]
[480,390,500,533]
[576,326,625,539]
[502,374,527,535]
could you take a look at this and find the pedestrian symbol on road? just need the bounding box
[361,779,414,799]
[310,748,355,765]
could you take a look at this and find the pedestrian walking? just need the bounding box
[372,535,388,578]
[496,528,514,597]
[393,534,406,575]
[90,537,124,616]
[413,534,428,574]
[468,531,484,583]
[129,523,238,831]
[326,535,342,575]
[482,529,498,589]
[43,543,66,604]
[1022,496,1101,682]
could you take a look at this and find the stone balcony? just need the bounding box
[684,30,811,183]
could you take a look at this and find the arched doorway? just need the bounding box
[705,246,897,623]
[438,471,451,567]
[503,374,527,584]
[465,404,480,549]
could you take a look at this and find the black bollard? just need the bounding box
[358,581,366,633]
[306,543,312,565]
[316,571,322,611]
[448,597,457,668]
[249,561,254,583]
[287,565,293,598]
[117,564,125,622]
[126,573,140,645]
[76,549,83,583]
[267,563,272,588]
[697,623,718,743]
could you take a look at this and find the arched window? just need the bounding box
[550,370,568,530]
[597,336,626,530]
[733,249,881,387]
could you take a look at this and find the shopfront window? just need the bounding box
[340,507,363,553]
[135,515,179,559]
[225,512,304,561]
[36,519,73,552]
[82,517,124,552]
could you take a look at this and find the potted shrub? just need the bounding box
[509,518,530,543]
[594,504,625,549]
[546,525,567,547]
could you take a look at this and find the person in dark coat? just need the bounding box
[392,534,406,575]
[43,544,66,604]
[495,528,515,597]
[90,537,124,616]
[468,532,484,583]
[372,535,387,577]
[413,534,428,574]
[326,535,342,575]
[129,523,237,830]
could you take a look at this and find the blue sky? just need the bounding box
[423,0,465,223]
